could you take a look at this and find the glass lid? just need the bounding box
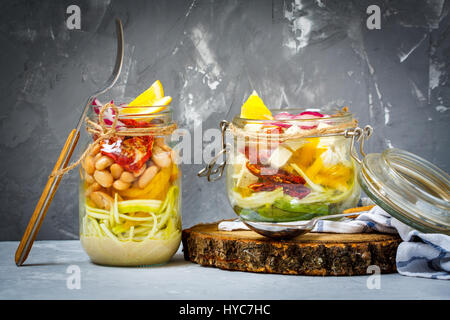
[359,148,450,234]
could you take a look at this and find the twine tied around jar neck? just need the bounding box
[227,118,358,141]
[50,103,177,178]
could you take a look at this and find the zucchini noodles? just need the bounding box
[82,186,180,242]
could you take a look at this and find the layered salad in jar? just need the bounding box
[80,81,181,266]
[226,91,360,222]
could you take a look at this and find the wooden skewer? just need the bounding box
[15,129,80,266]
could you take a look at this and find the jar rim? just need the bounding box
[230,107,356,139]
[90,103,174,123]
[232,107,354,125]
[117,105,173,120]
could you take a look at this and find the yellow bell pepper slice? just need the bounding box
[119,166,172,199]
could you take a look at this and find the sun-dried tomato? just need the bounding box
[248,182,280,192]
[100,136,153,173]
[119,118,157,128]
[246,162,306,185]
[246,163,262,175]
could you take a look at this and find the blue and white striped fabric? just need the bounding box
[218,205,450,280]
[390,218,450,280]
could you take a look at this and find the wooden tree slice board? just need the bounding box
[182,221,401,276]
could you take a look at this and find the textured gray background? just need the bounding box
[0,0,449,240]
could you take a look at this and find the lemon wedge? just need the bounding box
[129,80,164,106]
[240,91,273,120]
[121,80,172,115]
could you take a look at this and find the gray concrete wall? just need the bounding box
[0,0,449,240]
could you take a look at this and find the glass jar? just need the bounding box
[201,107,360,223]
[79,102,181,266]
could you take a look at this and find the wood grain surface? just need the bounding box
[182,221,401,276]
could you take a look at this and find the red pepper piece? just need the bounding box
[100,136,154,173]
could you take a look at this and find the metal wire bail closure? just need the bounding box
[198,120,230,182]
[344,125,373,164]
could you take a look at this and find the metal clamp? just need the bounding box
[344,125,373,164]
[198,120,230,182]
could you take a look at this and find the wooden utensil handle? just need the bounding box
[342,205,375,219]
[15,129,80,266]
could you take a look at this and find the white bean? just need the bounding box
[110,163,123,179]
[133,163,147,177]
[95,155,114,170]
[85,173,95,184]
[113,179,130,191]
[90,191,113,210]
[138,165,159,189]
[93,170,114,188]
[84,155,95,175]
[152,147,172,168]
[120,171,136,183]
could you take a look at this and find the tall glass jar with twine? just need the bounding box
[58,101,181,266]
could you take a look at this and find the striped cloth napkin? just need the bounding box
[218,205,450,280]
